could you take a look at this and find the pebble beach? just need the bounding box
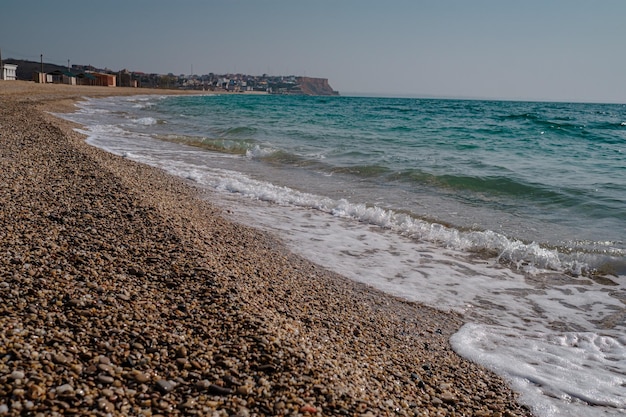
[0,82,533,416]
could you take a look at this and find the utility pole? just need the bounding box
[40,54,43,75]
[0,48,3,80]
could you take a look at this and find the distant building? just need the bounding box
[33,72,53,83]
[89,72,116,87]
[1,63,17,80]
[48,69,76,85]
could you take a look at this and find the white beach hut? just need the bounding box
[1,63,17,80]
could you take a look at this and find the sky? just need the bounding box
[1,0,625,103]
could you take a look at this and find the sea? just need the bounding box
[59,93,626,417]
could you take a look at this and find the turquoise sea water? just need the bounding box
[62,94,626,417]
[151,95,626,274]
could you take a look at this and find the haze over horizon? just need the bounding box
[1,0,625,103]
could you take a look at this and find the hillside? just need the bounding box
[297,77,339,96]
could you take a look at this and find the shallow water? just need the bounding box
[60,94,626,417]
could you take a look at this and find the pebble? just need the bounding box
[208,384,233,396]
[98,398,116,413]
[155,380,177,394]
[132,371,151,383]
[52,353,69,365]
[56,384,74,395]
[27,385,45,400]
[236,385,251,395]
[97,374,115,385]
[175,346,187,358]
[441,391,457,404]
[9,371,25,380]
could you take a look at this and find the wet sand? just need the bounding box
[0,81,532,416]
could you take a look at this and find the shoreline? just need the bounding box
[1,81,533,416]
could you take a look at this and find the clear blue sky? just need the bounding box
[1,0,625,103]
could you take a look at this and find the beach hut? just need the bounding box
[76,72,97,86]
[1,63,18,80]
[33,72,53,83]
[48,69,76,85]
[89,72,117,87]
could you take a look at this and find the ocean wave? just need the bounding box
[208,171,614,276]
[245,144,277,159]
[329,164,391,177]
[220,126,258,137]
[158,134,252,155]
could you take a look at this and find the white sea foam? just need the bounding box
[245,144,276,158]
[128,97,157,109]
[130,117,158,126]
[451,325,626,416]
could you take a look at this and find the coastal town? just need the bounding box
[0,57,339,96]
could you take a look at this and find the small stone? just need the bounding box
[128,267,145,277]
[222,375,240,387]
[52,353,69,365]
[27,384,45,400]
[257,364,277,373]
[56,384,74,396]
[70,363,83,375]
[97,374,115,385]
[273,401,286,412]
[237,406,250,417]
[195,380,211,390]
[441,391,457,404]
[98,356,111,365]
[57,400,71,410]
[132,371,151,383]
[97,363,112,373]
[117,293,131,301]
[180,398,197,409]
[9,371,25,380]
[98,398,115,413]
[155,379,177,394]
[300,404,317,413]
[66,298,82,308]
[208,384,233,396]
[9,401,21,412]
[175,346,187,358]
[236,385,250,395]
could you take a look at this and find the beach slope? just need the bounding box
[0,82,532,416]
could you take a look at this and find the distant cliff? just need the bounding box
[296,77,339,96]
